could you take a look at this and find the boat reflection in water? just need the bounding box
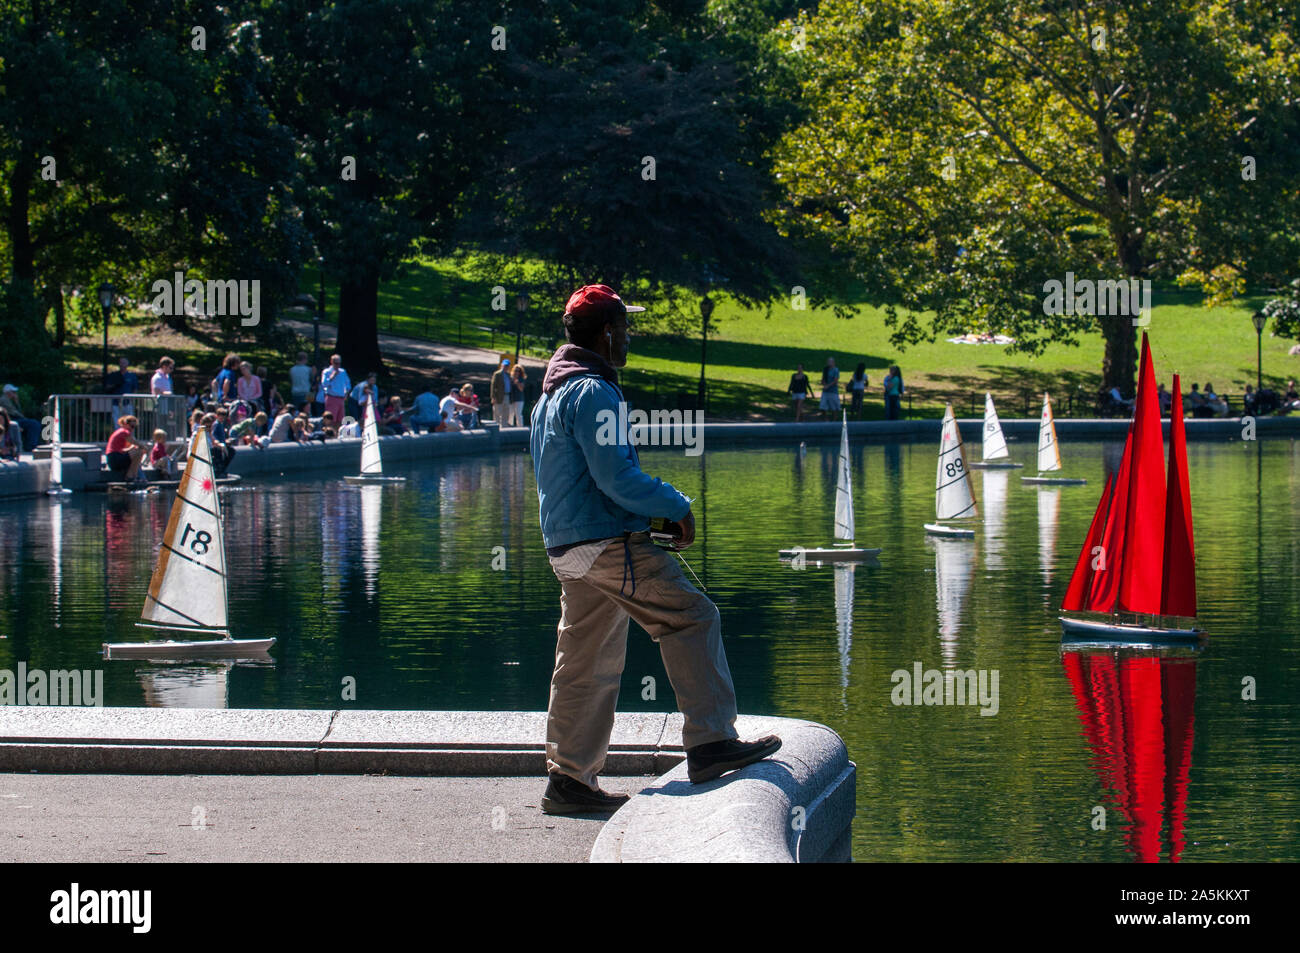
[138,662,233,708]
[833,563,854,697]
[1061,645,1199,862]
[930,536,975,668]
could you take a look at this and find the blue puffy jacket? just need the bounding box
[530,345,690,549]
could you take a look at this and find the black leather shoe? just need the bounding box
[686,735,782,783]
[540,773,631,815]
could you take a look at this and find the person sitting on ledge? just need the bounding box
[105,415,148,482]
[379,396,407,435]
[530,283,780,817]
[146,430,172,478]
[456,384,481,429]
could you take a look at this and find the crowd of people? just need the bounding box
[91,350,538,481]
[788,358,903,421]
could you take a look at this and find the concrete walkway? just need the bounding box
[279,318,549,372]
[0,773,656,863]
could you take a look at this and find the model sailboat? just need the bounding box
[344,396,406,484]
[46,397,71,496]
[1058,333,1201,643]
[924,404,977,537]
[103,427,274,659]
[969,394,1023,469]
[779,413,880,562]
[1022,394,1086,485]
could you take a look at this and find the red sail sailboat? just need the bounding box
[1059,332,1202,642]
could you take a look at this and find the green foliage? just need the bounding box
[0,282,71,396]
[770,0,1300,391]
[1262,278,1300,342]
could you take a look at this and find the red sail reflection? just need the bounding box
[1062,651,1197,862]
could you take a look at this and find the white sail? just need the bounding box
[50,397,63,485]
[139,427,228,634]
[981,393,1009,461]
[981,468,1009,569]
[833,412,854,541]
[360,396,383,475]
[361,483,382,596]
[834,562,854,693]
[935,404,977,521]
[933,537,975,668]
[1036,394,1062,473]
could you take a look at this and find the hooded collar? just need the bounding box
[542,344,620,395]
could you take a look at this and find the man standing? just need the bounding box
[529,284,780,815]
[490,358,513,426]
[321,354,351,422]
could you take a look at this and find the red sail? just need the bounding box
[1087,429,1133,611]
[1117,333,1166,615]
[1160,374,1197,617]
[1061,474,1114,611]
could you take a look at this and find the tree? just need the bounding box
[454,0,801,371]
[771,0,1300,395]
[258,0,500,376]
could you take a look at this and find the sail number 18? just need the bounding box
[179,522,213,555]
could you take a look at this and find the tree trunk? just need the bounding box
[7,153,36,286]
[335,267,384,376]
[1099,315,1138,398]
[1098,227,1146,397]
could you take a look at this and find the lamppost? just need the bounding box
[1251,310,1267,392]
[698,295,714,415]
[514,293,529,363]
[98,282,115,389]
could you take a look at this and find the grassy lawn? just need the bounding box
[349,257,1298,420]
[52,257,1296,422]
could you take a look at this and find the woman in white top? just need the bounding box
[236,361,263,408]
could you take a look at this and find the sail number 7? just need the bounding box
[179,523,213,555]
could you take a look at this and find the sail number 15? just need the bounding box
[179,522,213,555]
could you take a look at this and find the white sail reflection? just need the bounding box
[360,484,382,597]
[138,662,232,708]
[932,537,976,669]
[1038,487,1061,585]
[833,562,855,696]
[981,469,1009,569]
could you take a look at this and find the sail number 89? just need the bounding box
[945,459,965,478]
[179,523,212,555]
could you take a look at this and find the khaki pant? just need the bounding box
[492,401,510,425]
[547,533,738,788]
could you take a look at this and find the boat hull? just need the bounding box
[1022,476,1087,485]
[103,637,275,659]
[343,474,407,484]
[46,486,72,496]
[778,546,881,562]
[970,461,1023,469]
[924,522,975,538]
[1059,616,1203,644]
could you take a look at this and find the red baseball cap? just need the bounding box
[563,284,645,321]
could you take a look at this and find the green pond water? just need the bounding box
[1,436,1297,861]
